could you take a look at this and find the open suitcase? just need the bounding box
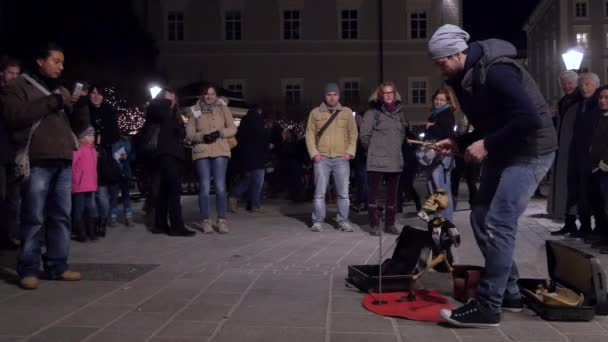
[346,225,454,293]
[517,240,608,321]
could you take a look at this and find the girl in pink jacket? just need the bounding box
[72,126,98,242]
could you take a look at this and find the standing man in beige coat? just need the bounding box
[305,83,358,232]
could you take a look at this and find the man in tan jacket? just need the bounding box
[305,83,357,232]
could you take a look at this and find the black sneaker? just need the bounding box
[501,296,524,313]
[440,299,500,328]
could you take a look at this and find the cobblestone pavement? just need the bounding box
[0,193,606,341]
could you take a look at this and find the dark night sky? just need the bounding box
[1,0,542,59]
[0,0,542,85]
[463,0,541,54]
[1,0,543,60]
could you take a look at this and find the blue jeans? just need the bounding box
[233,168,265,209]
[72,192,97,223]
[96,185,111,219]
[18,162,72,279]
[472,152,554,313]
[196,157,228,220]
[110,179,132,219]
[426,156,454,221]
[312,157,350,224]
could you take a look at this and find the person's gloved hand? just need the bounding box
[203,130,221,144]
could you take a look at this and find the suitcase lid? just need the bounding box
[545,240,607,305]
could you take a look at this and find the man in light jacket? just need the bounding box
[305,83,357,232]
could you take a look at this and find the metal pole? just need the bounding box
[377,0,384,84]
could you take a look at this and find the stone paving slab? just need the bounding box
[0,195,607,341]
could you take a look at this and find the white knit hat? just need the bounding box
[428,24,470,59]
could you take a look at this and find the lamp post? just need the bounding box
[148,85,162,99]
[561,49,584,73]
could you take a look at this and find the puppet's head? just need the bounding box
[417,189,450,222]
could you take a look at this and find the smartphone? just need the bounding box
[72,82,83,96]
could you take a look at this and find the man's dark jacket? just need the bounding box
[144,98,185,161]
[235,109,268,172]
[449,39,557,163]
[1,73,80,162]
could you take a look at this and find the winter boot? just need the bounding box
[97,218,107,238]
[72,221,90,243]
[551,215,576,236]
[86,218,98,242]
[571,216,592,239]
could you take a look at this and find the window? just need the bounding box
[223,80,245,98]
[410,79,427,105]
[167,11,184,41]
[283,10,301,40]
[409,12,427,39]
[285,83,301,105]
[576,32,589,48]
[225,10,242,41]
[340,10,358,39]
[342,81,360,105]
[575,2,588,17]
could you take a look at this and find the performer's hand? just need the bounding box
[465,140,487,163]
[342,153,352,161]
[313,155,324,162]
[434,138,456,156]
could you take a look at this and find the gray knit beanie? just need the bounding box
[324,82,340,96]
[428,24,470,59]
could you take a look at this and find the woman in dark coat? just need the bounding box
[229,106,268,212]
[589,85,608,252]
[423,88,456,222]
[146,88,194,237]
[87,85,121,237]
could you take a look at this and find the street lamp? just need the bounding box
[148,85,162,99]
[561,49,584,72]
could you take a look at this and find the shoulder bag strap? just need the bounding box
[19,73,55,154]
[21,73,54,96]
[316,110,341,143]
[20,73,79,150]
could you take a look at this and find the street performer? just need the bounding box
[427,25,557,327]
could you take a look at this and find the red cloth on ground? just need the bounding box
[362,289,452,322]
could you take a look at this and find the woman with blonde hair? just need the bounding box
[359,82,406,235]
[423,88,456,221]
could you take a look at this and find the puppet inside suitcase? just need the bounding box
[517,240,608,321]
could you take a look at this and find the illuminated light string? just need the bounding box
[105,86,308,137]
[104,87,145,134]
[274,118,305,137]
